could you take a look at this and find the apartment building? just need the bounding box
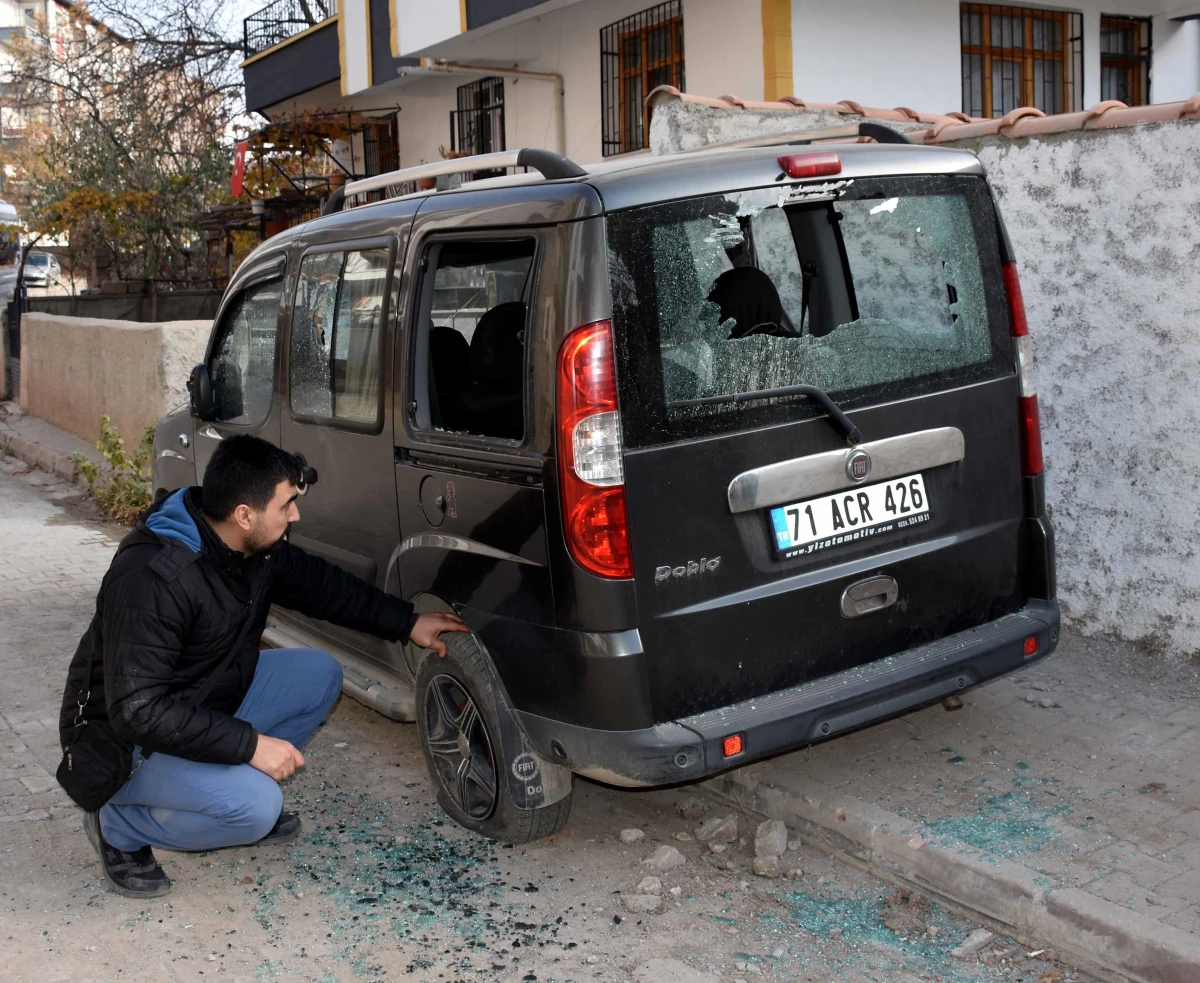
[239,0,1200,185]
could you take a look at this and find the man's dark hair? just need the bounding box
[202,436,304,520]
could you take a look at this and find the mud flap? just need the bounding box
[408,593,573,810]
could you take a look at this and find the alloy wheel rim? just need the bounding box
[424,674,498,820]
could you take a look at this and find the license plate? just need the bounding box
[769,473,931,558]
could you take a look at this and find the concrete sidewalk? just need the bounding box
[707,635,1200,982]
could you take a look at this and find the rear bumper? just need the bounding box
[516,598,1060,787]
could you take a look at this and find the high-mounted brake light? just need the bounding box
[1002,261,1043,476]
[556,321,632,579]
[777,151,841,180]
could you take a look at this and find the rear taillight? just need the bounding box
[556,321,632,579]
[1002,262,1043,476]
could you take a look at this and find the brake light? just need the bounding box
[1002,262,1043,476]
[723,733,745,758]
[556,321,632,579]
[777,151,841,179]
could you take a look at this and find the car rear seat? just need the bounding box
[459,301,526,439]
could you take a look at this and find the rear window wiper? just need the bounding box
[670,384,864,445]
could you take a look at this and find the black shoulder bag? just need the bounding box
[57,583,268,812]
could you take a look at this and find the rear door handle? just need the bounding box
[840,575,898,618]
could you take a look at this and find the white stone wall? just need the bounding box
[968,120,1200,657]
[651,102,1200,658]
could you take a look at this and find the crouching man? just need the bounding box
[59,435,467,898]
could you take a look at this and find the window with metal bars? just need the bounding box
[450,77,506,177]
[1100,15,1150,106]
[360,117,399,203]
[961,4,1082,119]
[600,1,684,157]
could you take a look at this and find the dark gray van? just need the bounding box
[154,131,1058,843]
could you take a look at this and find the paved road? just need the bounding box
[0,456,1096,983]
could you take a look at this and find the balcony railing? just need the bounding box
[244,0,338,59]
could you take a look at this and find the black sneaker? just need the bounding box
[82,811,171,898]
[257,811,302,845]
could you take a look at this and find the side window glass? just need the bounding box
[289,247,390,426]
[209,279,282,425]
[423,239,535,441]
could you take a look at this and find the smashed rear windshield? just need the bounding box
[607,174,1012,446]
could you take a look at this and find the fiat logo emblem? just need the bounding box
[846,450,872,482]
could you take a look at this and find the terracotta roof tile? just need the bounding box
[645,84,1200,144]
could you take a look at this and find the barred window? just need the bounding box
[601,1,684,157]
[1101,16,1151,107]
[961,4,1082,118]
[450,77,506,178]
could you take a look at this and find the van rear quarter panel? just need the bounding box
[391,196,640,718]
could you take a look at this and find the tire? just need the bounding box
[414,630,573,843]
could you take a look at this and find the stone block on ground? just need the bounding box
[619,827,645,844]
[695,813,738,844]
[641,845,686,870]
[949,928,994,959]
[622,893,661,914]
[751,855,781,878]
[754,819,788,858]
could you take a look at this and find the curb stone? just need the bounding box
[703,766,1200,983]
[0,420,89,487]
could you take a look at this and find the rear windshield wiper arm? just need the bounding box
[670,384,864,445]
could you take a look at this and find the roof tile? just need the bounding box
[645,84,1200,145]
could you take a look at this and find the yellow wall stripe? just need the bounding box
[459,0,467,33]
[338,5,348,96]
[761,0,793,102]
[365,0,373,87]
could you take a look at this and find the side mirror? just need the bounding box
[187,363,215,420]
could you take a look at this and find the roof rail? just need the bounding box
[682,121,913,154]
[332,148,587,212]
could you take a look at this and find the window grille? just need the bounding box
[960,4,1082,118]
[600,1,684,157]
[360,117,399,203]
[1100,15,1151,106]
[450,77,506,178]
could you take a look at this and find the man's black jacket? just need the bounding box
[59,487,416,766]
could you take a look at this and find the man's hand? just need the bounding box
[410,611,470,658]
[249,735,305,781]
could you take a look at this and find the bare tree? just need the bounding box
[2,0,243,303]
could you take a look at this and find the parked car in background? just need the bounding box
[153,132,1058,844]
[22,251,61,288]
[0,200,20,302]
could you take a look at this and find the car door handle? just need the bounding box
[840,575,899,618]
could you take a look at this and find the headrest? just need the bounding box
[706,266,794,339]
[470,301,526,383]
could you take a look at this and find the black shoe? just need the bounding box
[82,811,172,899]
[258,811,302,845]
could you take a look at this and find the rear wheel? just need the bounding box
[415,631,573,843]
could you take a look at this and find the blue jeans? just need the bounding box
[99,649,343,853]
